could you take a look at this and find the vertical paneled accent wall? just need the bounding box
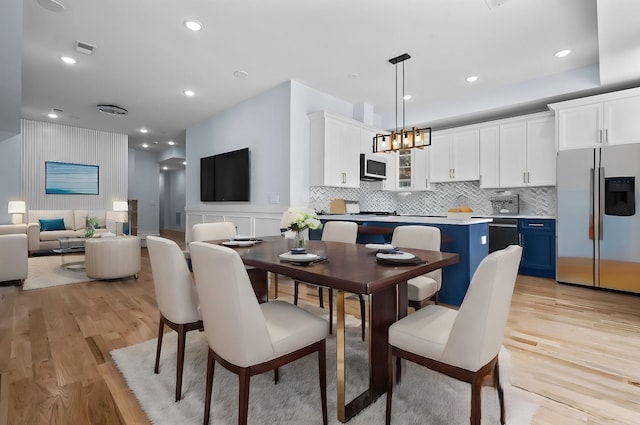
[21,119,128,211]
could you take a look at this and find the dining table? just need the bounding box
[207,235,459,423]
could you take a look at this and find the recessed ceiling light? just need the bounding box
[37,0,65,13]
[163,166,168,170]
[466,75,479,83]
[168,140,175,145]
[182,161,187,165]
[142,143,149,148]
[139,128,148,134]
[183,89,195,97]
[184,20,202,31]
[48,112,58,119]
[60,56,76,64]
[234,70,249,78]
[555,49,571,58]
[348,73,360,79]
[403,95,412,100]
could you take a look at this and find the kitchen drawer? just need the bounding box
[519,219,554,232]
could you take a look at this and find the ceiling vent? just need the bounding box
[97,104,128,117]
[74,40,96,56]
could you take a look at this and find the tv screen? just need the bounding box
[200,148,250,202]
[45,161,99,195]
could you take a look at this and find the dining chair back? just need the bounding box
[191,221,237,242]
[146,235,203,402]
[189,241,328,425]
[386,245,522,425]
[391,225,442,309]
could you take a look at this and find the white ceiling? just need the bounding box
[17,0,640,167]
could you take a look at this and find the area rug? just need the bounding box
[111,313,538,425]
[23,254,94,290]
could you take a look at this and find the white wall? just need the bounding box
[21,120,128,213]
[0,133,22,224]
[128,149,160,237]
[0,0,21,142]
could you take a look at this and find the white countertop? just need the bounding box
[318,214,493,225]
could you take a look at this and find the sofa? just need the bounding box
[0,224,28,285]
[27,209,121,254]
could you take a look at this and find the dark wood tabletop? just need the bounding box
[218,235,459,295]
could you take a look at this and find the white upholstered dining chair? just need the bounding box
[146,235,203,402]
[189,241,328,425]
[391,225,442,310]
[385,245,523,425]
[293,221,366,339]
[191,221,237,242]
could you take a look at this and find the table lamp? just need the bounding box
[8,201,26,224]
[113,201,129,235]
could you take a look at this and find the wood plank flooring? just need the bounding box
[0,230,639,424]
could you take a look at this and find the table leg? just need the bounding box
[246,268,268,303]
[336,283,403,423]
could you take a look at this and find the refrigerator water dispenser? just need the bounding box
[605,177,635,216]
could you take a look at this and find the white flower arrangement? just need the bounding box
[281,207,322,232]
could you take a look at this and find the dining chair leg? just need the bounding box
[176,324,186,401]
[154,318,165,374]
[358,294,366,341]
[239,369,251,425]
[318,341,328,425]
[385,347,394,425]
[274,368,279,384]
[273,273,279,299]
[204,350,215,425]
[494,359,506,425]
[470,374,482,425]
[293,281,299,305]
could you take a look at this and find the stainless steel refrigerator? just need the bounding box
[557,144,640,293]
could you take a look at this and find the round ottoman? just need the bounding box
[85,235,141,279]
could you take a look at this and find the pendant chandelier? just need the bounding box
[372,53,431,153]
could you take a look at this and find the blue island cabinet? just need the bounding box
[311,219,489,307]
[518,218,556,278]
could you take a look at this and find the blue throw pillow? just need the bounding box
[39,218,66,231]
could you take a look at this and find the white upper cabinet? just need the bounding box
[479,126,500,188]
[550,87,640,150]
[309,111,361,188]
[479,113,556,188]
[429,128,479,183]
[395,147,429,191]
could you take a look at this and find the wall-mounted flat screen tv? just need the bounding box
[200,148,250,202]
[45,161,99,195]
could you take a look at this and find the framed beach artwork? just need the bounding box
[45,161,99,195]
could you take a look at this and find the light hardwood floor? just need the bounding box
[0,230,639,424]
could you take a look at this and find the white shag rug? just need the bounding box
[111,311,537,425]
[23,254,94,290]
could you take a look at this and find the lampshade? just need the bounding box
[113,201,128,212]
[8,201,26,214]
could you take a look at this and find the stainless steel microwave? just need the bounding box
[360,153,387,181]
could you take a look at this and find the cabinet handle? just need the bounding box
[342,173,346,184]
[604,129,608,144]
[527,171,530,183]
[523,172,526,184]
[528,223,545,227]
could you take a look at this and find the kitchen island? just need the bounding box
[311,215,492,306]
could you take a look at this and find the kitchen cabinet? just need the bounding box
[518,218,556,278]
[429,128,479,183]
[309,111,361,188]
[550,87,640,150]
[479,113,555,188]
[396,147,429,191]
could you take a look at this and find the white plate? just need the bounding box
[233,236,253,241]
[279,252,320,262]
[365,243,395,250]
[376,252,415,260]
[222,240,256,247]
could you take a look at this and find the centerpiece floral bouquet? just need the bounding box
[281,207,322,251]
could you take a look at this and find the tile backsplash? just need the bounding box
[310,181,556,217]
